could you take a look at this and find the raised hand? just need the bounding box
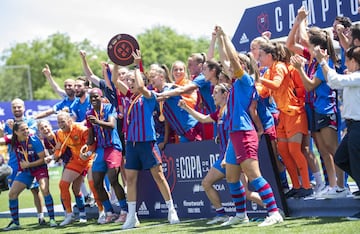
[132,49,142,66]
[42,64,51,78]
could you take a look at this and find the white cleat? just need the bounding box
[122,213,140,230]
[258,211,284,227]
[168,209,180,224]
[220,215,249,226]
[59,214,74,226]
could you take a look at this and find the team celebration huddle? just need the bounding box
[0,5,360,232]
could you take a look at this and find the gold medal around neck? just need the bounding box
[158,101,165,122]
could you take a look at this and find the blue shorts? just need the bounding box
[14,169,48,189]
[92,147,107,172]
[92,147,122,173]
[8,165,39,189]
[225,139,237,165]
[212,156,226,175]
[125,141,162,170]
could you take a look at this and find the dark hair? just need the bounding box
[259,41,289,63]
[346,46,360,66]
[76,76,90,87]
[217,83,231,93]
[351,23,360,44]
[335,16,352,28]
[308,27,337,64]
[238,52,260,81]
[205,59,222,80]
[10,121,27,150]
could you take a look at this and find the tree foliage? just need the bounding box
[0,26,210,101]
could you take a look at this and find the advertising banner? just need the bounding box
[232,0,360,52]
[137,136,287,219]
[0,100,60,129]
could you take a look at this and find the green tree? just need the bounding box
[137,26,210,69]
[0,26,210,101]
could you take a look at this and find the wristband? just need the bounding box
[319,60,327,67]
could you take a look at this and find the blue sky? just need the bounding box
[0,0,272,52]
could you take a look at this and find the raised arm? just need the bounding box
[335,24,351,51]
[79,50,101,87]
[112,63,129,95]
[286,6,308,55]
[42,64,66,97]
[217,26,243,79]
[206,29,217,60]
[133,50,152,98]
[215,27,231,77]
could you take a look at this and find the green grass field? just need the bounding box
[0,167,359,233]
[0,216,358,234]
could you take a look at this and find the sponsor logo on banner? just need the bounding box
[137,138,285,219]
[138,201,149,215]
[213,183,226,191]
[154,202,175,213]
[161,154,176,192]
[232,0,360,52]
[257,12,269,34]
[175,153,220,181]
[183,200,204,214]
[193,184,204,193]
[222,201,236,213]
[0,107,5,116]
[239,33,249,44]
[251,201,258,211]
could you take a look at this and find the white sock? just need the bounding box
[128,201,136,216]
[313,172,323,185]
[166,199,174,210]
[38,213,44,219]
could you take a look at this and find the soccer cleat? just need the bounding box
[220,215,249,226]
[352,190,360,199]
[114,213,127,223]
[49,219,57,227]
[59,214,74,226]
[258,211,284,227]
[168,209,180,224]
[97,211,106,224]
[79,216,87,223]
[319,186,347,199]
[285,188,300,198]
[122,213,140,230]
[104,212,119,223]
[314,182,326,194]
[206,215,229,225]
[3,221,20,231]
[293,188,313,198]
[38,218,46,226]
[346,211,360,221]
